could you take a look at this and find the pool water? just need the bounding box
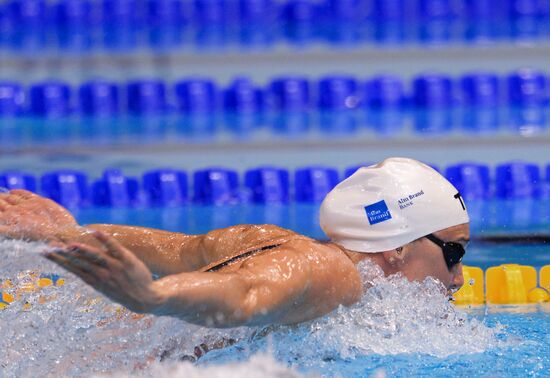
[0,208,549,377]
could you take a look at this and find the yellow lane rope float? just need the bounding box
[454,264,550,305]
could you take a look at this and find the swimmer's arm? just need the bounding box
[0,189,203,274]
[151,258,310,327]
[151,245,363,327]
[46,233,361,327]
[64,224,205,275]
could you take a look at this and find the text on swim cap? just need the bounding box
[397,189,425,210]
[364,200,392,225]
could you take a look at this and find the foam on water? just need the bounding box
[95,353,307,378]
[0,239,512,377]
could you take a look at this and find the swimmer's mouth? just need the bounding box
[447,288,459,301]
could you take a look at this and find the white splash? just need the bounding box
[96,352,307,378]
[0,239,509,377]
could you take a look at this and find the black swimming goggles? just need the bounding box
[424,234,465,270]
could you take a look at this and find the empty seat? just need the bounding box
[0,82,25,117]
[92,169,138,207]
[143,169,188,206]
[366,75,405,109]
[244,167,289,204]
[460,72,500,107]
[318,76,359,111]
[193,168,239,205]
[41,170,88,207]
[269,77,310,111]
[224,77,262,114]
[412,73,453,108]
[295,166,339,203]
[507,69,546,106]
[79,80,119,116]
[174,78,217,114]
[495,162,541,199]
[127,80,167,115]
[0,171,36,191]
[29,81,72,117]
[445,163,490,200]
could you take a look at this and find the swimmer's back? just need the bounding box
[195,224,307,271]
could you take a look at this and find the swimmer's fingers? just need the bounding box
[64,243,117,269]
[44,251,97,285]
[90,230,133,261]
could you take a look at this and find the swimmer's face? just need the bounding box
[399,223,470,292]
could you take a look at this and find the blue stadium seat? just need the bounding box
[223,77,262,113]
[29,81,72,117]
[445,163,491,200]
[324,0,364,22]
[54,0,96,49]
[460,72,500,107]
[143,169,188,206]
[244,167,289,204]
[507,69,546,106]
[55,0,93,26]
[238,0,276,23]
[6,0,47,29]
[92,169,137,207]
[101,0,138,25]
[412,73,453,133]
[509,0,540,18]
[269,77,310,111]
[366,75,405,109]
[284,1,317,25]
[412,73,453,108]
[41,170,89,207]
[174,78,217,114]
[459,72,500,132]
[0,82,25,117]
[0,171,37,191]
[127,80,167,115]
[295,166,339,203]
[318,76,359,111]
[193,168,240,205]
[144,0,185,26]
[79,81,119,116]
[495,162,541,199]
[193,0,229,26]
[373,0,405,21]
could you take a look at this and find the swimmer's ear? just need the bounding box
[382,246,409,267]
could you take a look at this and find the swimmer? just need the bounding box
[0,158,469,328]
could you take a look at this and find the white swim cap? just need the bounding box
[320,157,469,253]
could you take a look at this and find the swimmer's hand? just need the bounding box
[0,189,79,242]
[44,231,164,313]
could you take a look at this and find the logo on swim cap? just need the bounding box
[364,200,392,225]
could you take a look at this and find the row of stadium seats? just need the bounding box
[1,162,549,207]
[0,70,547,117]
[1,0,549,51]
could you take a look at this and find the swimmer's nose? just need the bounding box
[449,264,464,291]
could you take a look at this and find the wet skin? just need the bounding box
[0,190,468,328]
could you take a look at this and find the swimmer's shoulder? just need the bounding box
[203,224,300,245]
[198,224,304,261]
